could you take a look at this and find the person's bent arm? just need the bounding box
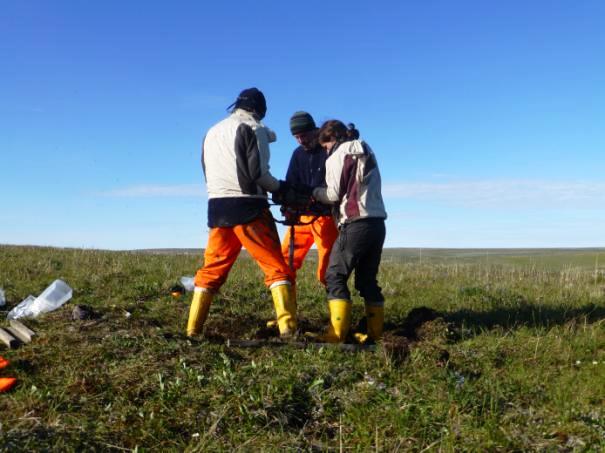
[312,153,342,204]
[312,187,336,204]
[234,123,281,193]
[254,125,282,192]
[256,172,281,192]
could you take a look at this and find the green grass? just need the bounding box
[0,245,604,451]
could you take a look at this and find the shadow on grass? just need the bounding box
[383,303,605,346]
[442,302,605,334]
[376,302,605,370]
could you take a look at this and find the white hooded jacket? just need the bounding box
[313,139,387,226]
[203,108,280,199]
[202,108,281,227]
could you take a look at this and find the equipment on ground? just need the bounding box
[0,355,16,393]
[0,329,18,349]
[170,285,185,298]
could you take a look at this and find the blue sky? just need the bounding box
[1,1,604,249]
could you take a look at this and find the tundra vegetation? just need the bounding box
[0,245,604,451]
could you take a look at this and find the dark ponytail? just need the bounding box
[318,120,361,145]
[346,123,360,140]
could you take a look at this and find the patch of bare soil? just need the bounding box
[187,306,453,363]
[382,307,450,365]
[386,306,439,339]
[381,332,412,363]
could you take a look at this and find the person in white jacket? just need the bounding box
[312,120,387,343]
[187,88,307,339]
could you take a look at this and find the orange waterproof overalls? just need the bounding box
[195,209,294,290]
[281,214,338,285]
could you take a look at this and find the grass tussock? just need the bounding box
[0,245,604,451]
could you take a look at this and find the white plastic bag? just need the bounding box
[7,295,36,319]
[179,276,195,292]
[0,288,5,307]
[7,279,73,320]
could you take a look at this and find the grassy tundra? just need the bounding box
[0,245,604,451]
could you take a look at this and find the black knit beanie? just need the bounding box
[289,111,316,135]
[230,87,267,119]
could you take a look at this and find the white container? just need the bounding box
[179,276,195,292]
[7,295,37,319]
[0,288,5,307]
[7,279,73,319]
[21,295,36,305]
[32,279,73,314]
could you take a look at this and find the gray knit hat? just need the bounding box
[289,111,316,135]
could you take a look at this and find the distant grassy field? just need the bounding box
[0,245,604,451]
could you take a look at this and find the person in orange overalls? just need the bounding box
[281,112,338,285]
[187,88,309,338]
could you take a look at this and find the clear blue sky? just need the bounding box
[2,1,604,249]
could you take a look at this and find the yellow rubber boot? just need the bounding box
[271,283,297,337]
[366,304,384,341]
[186,289,213,337]
[266,285,296,329]
[318,299,351,343]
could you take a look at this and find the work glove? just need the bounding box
[291,183,314,197]
[271,181,292,205]
[272,181,312,207]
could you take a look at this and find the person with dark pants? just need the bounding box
[312,120,387,343]
[327,218,386,303]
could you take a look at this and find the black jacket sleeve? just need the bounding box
[234,123,262,194]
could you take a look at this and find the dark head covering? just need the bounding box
[228,87,267,119]
[289,111,316,135]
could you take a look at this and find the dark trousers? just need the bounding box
[325,218,386,303]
